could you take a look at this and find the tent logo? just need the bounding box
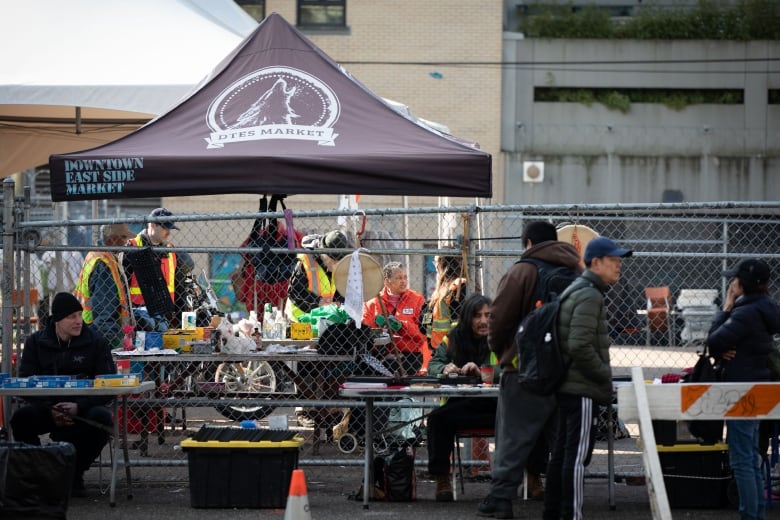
[205,66,340,149]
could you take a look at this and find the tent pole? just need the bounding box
[75,107,82,134]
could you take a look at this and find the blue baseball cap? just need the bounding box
[584,237,633,264]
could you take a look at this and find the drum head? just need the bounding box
[557,224,599,266]
[333,252,384,302]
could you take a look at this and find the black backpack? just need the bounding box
[513,259,580,395]
[518,258,579,307]
[515,286,575,395]
[243,195,299,284]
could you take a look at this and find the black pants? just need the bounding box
[426,397,497,476]
[543,394,595,520]
[10,404,112,475]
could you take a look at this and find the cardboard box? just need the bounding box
[657,443,732,508]
[180,436,303,508]
[163,330,198,350]
[94,374,141,387]
[290,322,312,340]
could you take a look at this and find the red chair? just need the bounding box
[644,286,673,346]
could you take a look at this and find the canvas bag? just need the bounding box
[373,442,416,501]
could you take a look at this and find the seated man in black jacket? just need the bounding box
[10,292,116,497]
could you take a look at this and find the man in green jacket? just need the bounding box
[542,237,632,520]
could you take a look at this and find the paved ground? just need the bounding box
[6,344,780,519]
[54,425,779,520]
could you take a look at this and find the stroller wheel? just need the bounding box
[338,433,358,454]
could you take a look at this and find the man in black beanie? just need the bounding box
[10,292,116,498]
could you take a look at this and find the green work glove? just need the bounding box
[375,315,402,331]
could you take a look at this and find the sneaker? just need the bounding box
[476,496,513,519]
[435,474,453,502]
[71,475,87,498]
[526,473,545,500]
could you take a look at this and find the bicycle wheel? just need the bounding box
[213,361,277,421]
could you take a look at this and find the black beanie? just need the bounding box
[51,292,83,322]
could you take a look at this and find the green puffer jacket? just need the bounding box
[556,270,613,404]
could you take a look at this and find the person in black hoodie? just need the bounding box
[10,292,116,497]
[708,258,780,520]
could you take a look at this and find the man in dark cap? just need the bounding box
[543,237,632,520]
[285,229,352,323]
[10,292,116,497]
[123,207,194,330]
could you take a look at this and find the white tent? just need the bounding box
[0,0,257,177]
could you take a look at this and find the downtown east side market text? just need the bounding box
[63,158,141,196]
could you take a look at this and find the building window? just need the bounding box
[297,0,346,28]
[235,0,265,22]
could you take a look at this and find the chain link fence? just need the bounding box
[2,199,779,472]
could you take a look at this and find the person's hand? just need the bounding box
[51,402,77,426]
[318,297,333,307]
[442,363,460,376]
[720,349,737,361]
[723,278,742,311]
[461,362,480,376]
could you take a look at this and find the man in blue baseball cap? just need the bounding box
[543,236,632,520]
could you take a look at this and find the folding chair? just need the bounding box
[453,427,494,500]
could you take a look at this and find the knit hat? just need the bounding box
[51,292,83,322]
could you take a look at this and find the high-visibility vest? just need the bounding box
[428,278,466,348]
[74,251,130,326]
[128,235,176,305]
[286,253,335,322]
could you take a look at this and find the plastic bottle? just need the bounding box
[272,307,284,340]
[263,304,276,340]
[122,325,135,351]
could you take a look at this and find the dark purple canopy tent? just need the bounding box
[48,13,491,201]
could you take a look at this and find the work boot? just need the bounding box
[476,495,513,519]
[71,474,87,498]
[434,474,453,502]
[526,473,545,500]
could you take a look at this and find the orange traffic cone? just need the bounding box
[283,469,311,520]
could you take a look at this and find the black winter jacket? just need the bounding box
[707,293,780,382]
[19,322,116,409]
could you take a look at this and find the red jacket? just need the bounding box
[362,288,427,353]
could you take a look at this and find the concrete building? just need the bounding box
[501,0,779,204]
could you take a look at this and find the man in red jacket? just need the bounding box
[362,261,427,376]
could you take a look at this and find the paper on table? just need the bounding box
[341,381,388,389]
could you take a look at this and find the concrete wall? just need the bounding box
[501,37,780,204]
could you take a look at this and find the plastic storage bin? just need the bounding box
[657,443,732,508]
[180,430,303,508]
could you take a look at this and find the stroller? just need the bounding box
[333,349,426,455]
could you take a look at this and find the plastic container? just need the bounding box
[657,443,732,508]
[180,435,303,508]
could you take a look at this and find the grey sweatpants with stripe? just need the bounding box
[488,372,557,500]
